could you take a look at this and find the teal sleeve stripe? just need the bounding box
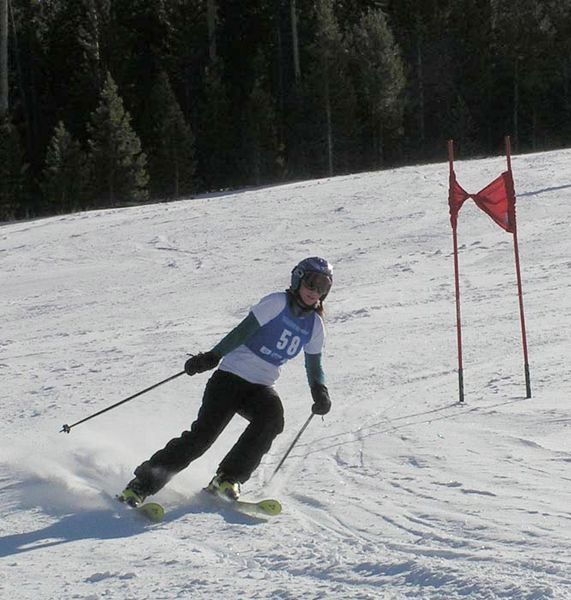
[211,312,261,357]
[305,352,325,386]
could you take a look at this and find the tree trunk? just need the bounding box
[290,0,300,82]
[207,0,217,63]
[513,57,519,151]
[174,155,180,199]
[324,77,333,176]
[531,104,537,151]
[252,137,261,185]
[377,119,384,168]
[415,14,424,152]
[0,0,8,117]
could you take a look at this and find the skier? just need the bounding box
[119,257,333,506]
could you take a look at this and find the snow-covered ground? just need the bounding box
[1,149,570,599]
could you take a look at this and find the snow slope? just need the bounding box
[1,149,570,599]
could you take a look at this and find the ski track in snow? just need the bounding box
[1,150,570,599]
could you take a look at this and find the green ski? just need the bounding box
[204,488,282,518]
[116,493,165,523]
[135,501,165,523]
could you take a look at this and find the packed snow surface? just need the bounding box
[1,149,570,599]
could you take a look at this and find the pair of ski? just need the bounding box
[118,488,282,523]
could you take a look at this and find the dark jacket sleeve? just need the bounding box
[211,312,261,357]
[304,352,325,387]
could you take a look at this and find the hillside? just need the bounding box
[1,150,570,599]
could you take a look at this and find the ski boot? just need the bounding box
[207,473,241,501]
[117,477,149,508]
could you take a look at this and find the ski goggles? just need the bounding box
[301,271,332,296]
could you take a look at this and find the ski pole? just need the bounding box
[270,413,315,480]
[60,371,185,433]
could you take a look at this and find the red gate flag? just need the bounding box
[449,171,516,233]
[447,136,531,401]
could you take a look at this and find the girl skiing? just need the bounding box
[119,256,333,506]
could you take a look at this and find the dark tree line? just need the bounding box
[1,0,570,220]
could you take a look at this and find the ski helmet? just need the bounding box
[290,257,333,300]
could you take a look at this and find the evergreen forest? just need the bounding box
[1,0,570,220]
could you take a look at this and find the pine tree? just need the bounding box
[243,70,282,185]
[31,1,108,145]
[386,0,449,158]
[304,0,358,176]
[87,72,148,206]
[349,8,406,167]
[490,0,571,150]
[41,121,86,214]
[0,116,24,220]
[109,0,171,130]
[1,0,8,117]
[197,60,233,190]
[145,70,196,199]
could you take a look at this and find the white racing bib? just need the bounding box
[219,292,325,386]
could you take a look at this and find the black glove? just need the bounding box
[184,351,221,376]
[310,383,331,415]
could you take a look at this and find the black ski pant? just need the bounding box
[134,369,284,495]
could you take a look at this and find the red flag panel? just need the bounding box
[448,173,470,230]
[448,171,516,233]
[472,172,515,232]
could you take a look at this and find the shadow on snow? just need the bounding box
[0,491,263,558]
